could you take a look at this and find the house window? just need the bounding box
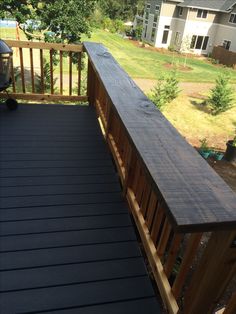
[145,11,149,20]
[197,9,208,18]
[190,35,209,50]
[229,13,236,23]
[174,32,181,45]
[153,22,157,27]
[146,3,151,9]
[151,28,156,41]
[179,7,183,16]
[162,25,170,44]
[223,40,231,50]
[145,20,148,25]
[155,5,160,11]
[154,13,158,22]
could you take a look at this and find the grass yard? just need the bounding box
[163,95,236,149]
[83,29,236,83]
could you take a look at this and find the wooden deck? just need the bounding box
[0,104,161,314]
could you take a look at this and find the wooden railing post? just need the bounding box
[184,230,236,314]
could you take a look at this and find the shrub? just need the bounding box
[150,71,180,111]
[208,74,234,115]
[134,25,143,41]
[113,19,125,33]
[102,17,113,31]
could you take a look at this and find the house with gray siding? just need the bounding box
[142,0,236,54]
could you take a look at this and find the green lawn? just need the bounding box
[83,29,236,83]
[2,27,236,83]
[163,95,236,149]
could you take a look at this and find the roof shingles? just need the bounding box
[177,0,236,11]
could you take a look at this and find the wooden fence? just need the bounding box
[212,46,236,68]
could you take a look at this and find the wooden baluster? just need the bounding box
[164,233,183,278]
[157,218,172,259]
[140,181,151,217]
[10,56,16,93]
[132,161,141,197]
[136,172,145,206]
[19,48,25,93]
[29,48,35,93]
[69,51,72,96]
[146,191,158,228]
[50,49,54,94]
[172,233,202,300]
[60,51,63,95]
[78,52,81,95]
[40,49,44,94]
[150,202,164,244]
[122,142,132,194]
[184,231,236,314]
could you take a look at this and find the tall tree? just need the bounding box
[0,0,96,43]
[98,0,145,20]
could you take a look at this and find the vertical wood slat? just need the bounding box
[29,48,35,93]
[184,231,236,314]
[69,51,72,96]
[40,49,44,94]
[10,57,16,93]
[78,52,81,95]
[223,292,236,314]
[19,48,25,93]
[140,182,151,216]
[60,51,63,95]
[164,233,183,278]
[50,49,54,94]
[135,170,145,206]
[172,233,202,300]
[133,162,141,197]
[157,219,172,258]
[150,203,164,244]
[146,191,158,229]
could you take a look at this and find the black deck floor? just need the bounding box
[0,104,161,314]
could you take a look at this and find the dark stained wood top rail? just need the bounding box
[84,42,236,233]
[5,40,83,52]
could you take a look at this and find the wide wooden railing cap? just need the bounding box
[84,41,236,233]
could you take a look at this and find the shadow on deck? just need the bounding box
[0,104,161,314]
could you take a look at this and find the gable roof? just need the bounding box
[177,0,236,12]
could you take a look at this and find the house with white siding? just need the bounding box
[142,0,236,54]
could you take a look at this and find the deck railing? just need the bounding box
[84,42,236,314]
[2,40,236,314]
[4,40,87,102]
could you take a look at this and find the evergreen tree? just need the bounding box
[150,72,180,111]
[208,74,234,115]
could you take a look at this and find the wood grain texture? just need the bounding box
[84,42,236,232]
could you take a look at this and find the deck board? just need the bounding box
[0,104,161,313]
